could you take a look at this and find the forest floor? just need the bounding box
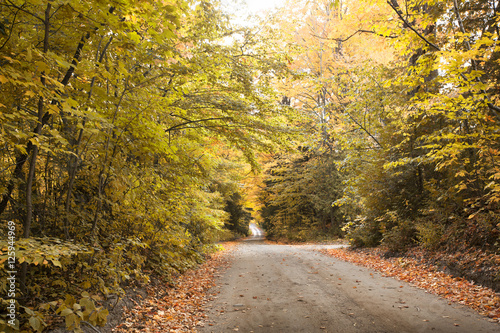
[48,242,239,333]
[108,242,239,333]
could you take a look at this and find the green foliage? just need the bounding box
[343,218,382,248]
[224,192,252,237]
[415,221,445,250]
[260,149,346,241]
[326,0,500,250]
[441,212,500,252]
[52,293,109,333]
[264,0,500,252]
[380,216,417,253]
[0,237,88,267]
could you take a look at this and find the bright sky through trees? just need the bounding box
[221,0,286,24]
[245,0,284,13]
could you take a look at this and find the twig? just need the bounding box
[81,321,102,333]
[311,29,397,43]
[386,0,440,51]
[166,116,232,132]
[330,92,384,149]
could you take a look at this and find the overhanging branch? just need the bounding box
[311,29,397,43]
[166,116,232,132]
[387,0,440,51]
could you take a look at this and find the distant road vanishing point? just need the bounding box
[249,223,264,239]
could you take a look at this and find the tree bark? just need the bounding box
[24,3,51,238]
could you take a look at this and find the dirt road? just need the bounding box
[200,236,500,332]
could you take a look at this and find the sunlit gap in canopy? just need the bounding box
[216,0,287,57]
[220,0,286,27]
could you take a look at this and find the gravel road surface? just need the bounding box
[200,235,499,332]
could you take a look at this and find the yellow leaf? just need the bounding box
[15,144,27,154]
[81,280,91,289]
[35,61,47,72]
[47,104,59,115]
[29,316,43,332]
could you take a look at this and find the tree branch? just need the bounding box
[452,0,500,121]
[311,29,397,43]
[387,0,440,51]
[61,32,90,86]
[331,93,384,149]
[166,117,232,132]
[5,0,43,22]
[0,5,20,50]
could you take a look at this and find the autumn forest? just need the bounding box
[1,0,500,331]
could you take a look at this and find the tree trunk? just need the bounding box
[0,20,89,218]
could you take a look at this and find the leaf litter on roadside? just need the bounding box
[113,242,237,332]
[319,248,500,323]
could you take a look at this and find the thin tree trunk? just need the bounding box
[20,3,51,296]
[24,145,39,238]
[40,147,52,234]
[91,87,127,234]
[64,36,113,239]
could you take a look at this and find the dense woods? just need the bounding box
[260,0,500,250]
[1,0,500,331]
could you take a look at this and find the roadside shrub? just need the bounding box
[416,221,444,250]
[442,211,500,252]
[344,218,382,248]
[381,219,416,253]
